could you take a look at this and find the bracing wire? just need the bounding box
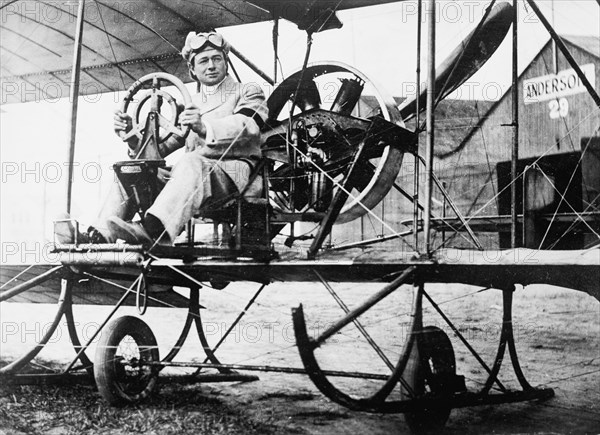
[433,109,600,253]
[537,134,600,249]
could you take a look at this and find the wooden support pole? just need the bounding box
[66,0,85,214]
[413,0,423,252]
[272,14,279,83]
[424,0,436,255]
[511,0,519,248]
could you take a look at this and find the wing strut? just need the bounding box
[412,0,423,251]
[510,0,519,248]
[423,0,436,256]
[272,12,280,83]
[65,0,86,213]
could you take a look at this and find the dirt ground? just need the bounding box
[1,281,599,434]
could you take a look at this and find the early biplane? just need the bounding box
[1,0,599,432]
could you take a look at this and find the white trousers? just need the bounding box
[95,152,252,242]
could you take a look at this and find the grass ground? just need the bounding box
[0,380,280,435]
[1,282,599,434]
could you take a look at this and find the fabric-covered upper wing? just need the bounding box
[0,0,405,104]
[1,0,271,104]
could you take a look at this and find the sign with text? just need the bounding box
[523,63,596,105]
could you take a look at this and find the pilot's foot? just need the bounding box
[55,213,107,244]
[87,227,108,244]
[107,215,169,245]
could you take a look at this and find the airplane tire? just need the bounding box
[402,326,456,433]
[94,315,160,406]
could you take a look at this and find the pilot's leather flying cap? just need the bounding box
[182,31,230,62]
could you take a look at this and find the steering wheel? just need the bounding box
[119,72,192,143]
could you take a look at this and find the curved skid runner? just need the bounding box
[291,267,418,413]
[293,304,403,413]
[0,270,94,379]
[1,1,598,433]
[292,274,557,422]
[0,266,256,387]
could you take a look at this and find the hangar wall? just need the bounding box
[331,36,600,251]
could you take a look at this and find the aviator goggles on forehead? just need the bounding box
[188,32,226,51]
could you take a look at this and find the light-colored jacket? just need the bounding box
[160,74,267,164]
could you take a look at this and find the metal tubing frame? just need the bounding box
[62,278,93,374]
[313,269,394,370]
[472,286,533,393]
[202,284,267,363]
[480,300,510,393]
[421,287,507,392]
[423,284,549,396]
[159,284,251,369]
[152,361,390,380]
[0,269,259,382]
[294,274,554,414]
[291,268,420,412]
[161,292,197,363]
[0,278,71,374]
[327,229,414,252]
[0,274,93,376]
[504,287,534,391]
[136,272,149,315]
[62,270,251,380]
[62,272,147,373]
[371,281,422,401]
[312,267,416,346]
[191,287,229,372]
[183,285,265,382]
[308,132,369,258]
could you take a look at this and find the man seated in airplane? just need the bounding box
[57,31,267,246]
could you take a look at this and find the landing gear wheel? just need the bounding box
[402,326,457,434]
[94,316,160,406]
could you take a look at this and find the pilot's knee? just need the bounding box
[170,152,199,176]
[171,153,216,182]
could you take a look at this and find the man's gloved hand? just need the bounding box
[157,167,171,184]
[114,109,140,156]
[114,110,133,136]
[179,105,207,137]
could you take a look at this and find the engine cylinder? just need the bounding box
[311,170,333,212]
[330,78,364,116]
